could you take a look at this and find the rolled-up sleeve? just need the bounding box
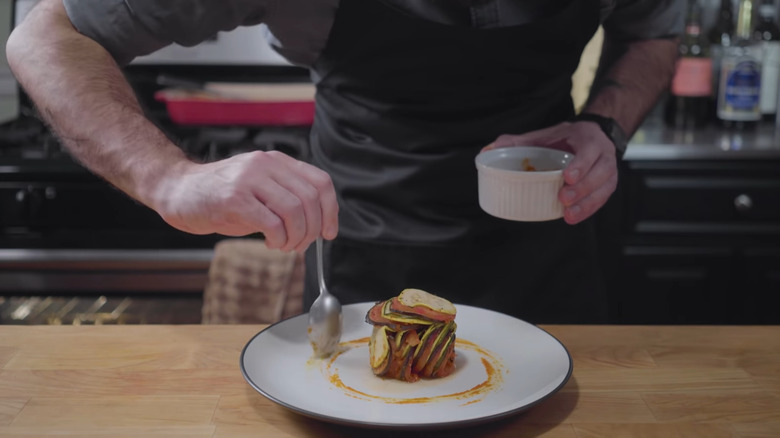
[602,0,685,42]
[63,0,275,65]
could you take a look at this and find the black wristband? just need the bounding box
[573,113,628,160]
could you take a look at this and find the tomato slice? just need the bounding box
[389,297,455,323]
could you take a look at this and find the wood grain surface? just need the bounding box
[0,325,778,437]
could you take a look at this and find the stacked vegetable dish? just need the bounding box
[365,289,458,382]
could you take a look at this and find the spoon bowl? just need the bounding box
[307,237,343,357]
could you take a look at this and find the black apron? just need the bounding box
[303,0,606,324]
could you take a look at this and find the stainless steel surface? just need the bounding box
[307,237,342,357]
[626,119,780,161]
[0,295,203,325]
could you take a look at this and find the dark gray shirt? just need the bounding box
[62,0,684,67]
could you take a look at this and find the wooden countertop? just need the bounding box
[1,324,778,437]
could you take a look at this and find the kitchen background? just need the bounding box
[0,0,778,325]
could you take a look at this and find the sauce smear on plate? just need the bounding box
[324,337,504,405]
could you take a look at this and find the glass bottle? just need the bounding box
[754,0,780,121]
[665,0,712,129]
[717,0,763,129]
[708,0,735,114]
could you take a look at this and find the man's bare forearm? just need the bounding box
[585,37,678,136]
[6,0,191,210]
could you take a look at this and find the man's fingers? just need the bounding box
[278,174,322,253]
[563,172,618,225]
[563,124,614,185]
[259,151,339,250]
[251,175,307,252]
[308,167,339,240]
[563,141,605,186]
[560,153,613,206]
[282,154,339,243]
[240,202,288,249]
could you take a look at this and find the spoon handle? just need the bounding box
[316,237,327,296]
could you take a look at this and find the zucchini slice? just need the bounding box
[369,325,391,374]
[397,288,456,316]
[413,322,452,374]
[421,323,455,377]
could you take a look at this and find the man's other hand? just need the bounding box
[484,121,618,225]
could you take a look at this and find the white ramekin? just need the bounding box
[475,146,574,222]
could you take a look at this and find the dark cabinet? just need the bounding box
[613,159,780,324]
[626,161,780,234]
[618,246,733,324]
[735,247,780,324]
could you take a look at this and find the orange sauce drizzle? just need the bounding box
[323,337,504,405]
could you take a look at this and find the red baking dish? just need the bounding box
[155,83,316,126]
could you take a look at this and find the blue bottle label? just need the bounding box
[724,61,761,111]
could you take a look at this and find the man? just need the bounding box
[7,0,682,323]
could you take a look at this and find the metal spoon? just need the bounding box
[307,237,342,357]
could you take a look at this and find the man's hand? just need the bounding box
[154,150,339,253]
[484,121,618,225]
[7,0,338,253]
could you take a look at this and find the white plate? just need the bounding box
[240,302,572,429]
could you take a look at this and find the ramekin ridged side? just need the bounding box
[476,165,565,222]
